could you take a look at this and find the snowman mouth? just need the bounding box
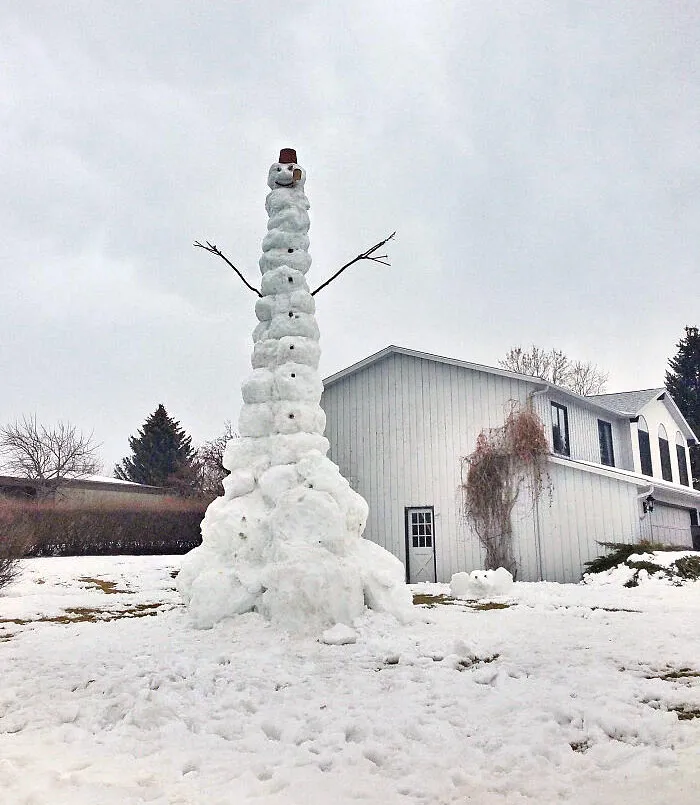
[274,178,294,186]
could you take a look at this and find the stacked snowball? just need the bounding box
[179,152,411,633]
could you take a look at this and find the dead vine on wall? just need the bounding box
[461,402,550,578]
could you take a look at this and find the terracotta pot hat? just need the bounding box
[278,148,297,164]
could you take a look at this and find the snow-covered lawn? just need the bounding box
[2,556,699,804]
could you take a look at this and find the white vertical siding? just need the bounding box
[323,353,535,581]
[532,392,632,471]
[523,461,641,582]
[650,504,693,547]
[322,352,694,583]
[547,393,628,468]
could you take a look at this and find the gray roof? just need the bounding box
[590,388,698,443]
[589,389,664,415]
[0,474,164,493]
[323,346,699,442]
[323,345,627,418]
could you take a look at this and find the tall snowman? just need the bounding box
[178,149,411,633]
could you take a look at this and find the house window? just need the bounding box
[658,424,672,482]
[675,431,689,486]
[637,416,653,476]
[597,420,615,467]
[551,402,570,456]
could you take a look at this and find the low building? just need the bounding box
[322,346,700,583]
[0,474,165,507]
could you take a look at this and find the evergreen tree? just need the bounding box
[665,326,700,487]
[115,404,196,490]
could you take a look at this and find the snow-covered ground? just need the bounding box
[2,556,699,804]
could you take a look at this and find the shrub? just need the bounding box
[583,540,689,577]
[675,554,700,581]
[1,496,205,557]
[0,498,34,589]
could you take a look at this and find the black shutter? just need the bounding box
[638,430,653,476]
[659,437,672,482]
[677,444,689,486]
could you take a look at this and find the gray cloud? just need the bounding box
[2,1,699,471]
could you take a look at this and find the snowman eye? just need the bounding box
[277,167,281,172]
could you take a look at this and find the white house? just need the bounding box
[321,346,700,583]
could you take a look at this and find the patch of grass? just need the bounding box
[0,602,171,627]
[645,667,700,681]
[78,576,132,594]
[569,739,591,753]
[376,652,500,672]
[170,569,180,579]
[412,593,513,610]
[455,653,500,671]
[413,593,456,607]
[669,706,700,721]
[661,669,700,680]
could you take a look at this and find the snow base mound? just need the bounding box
[178,449,413,634]
[450,568,514,599]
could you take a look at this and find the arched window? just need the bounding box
[658,424,672,482]
[676,431,689,486]
[637,416,653,477]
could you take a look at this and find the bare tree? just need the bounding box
[193,421,237,500]
[0,415,102,498]
[566,360,610,396]
[499,345,608,395]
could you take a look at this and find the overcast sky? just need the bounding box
[2,1,698,473]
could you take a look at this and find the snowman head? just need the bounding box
[267,148,305,190]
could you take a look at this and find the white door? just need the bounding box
[406,507,436,583]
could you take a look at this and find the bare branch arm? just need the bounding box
[194,241,262,298]
[311,232,396,297]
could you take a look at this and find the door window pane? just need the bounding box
[409,508,433,548]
